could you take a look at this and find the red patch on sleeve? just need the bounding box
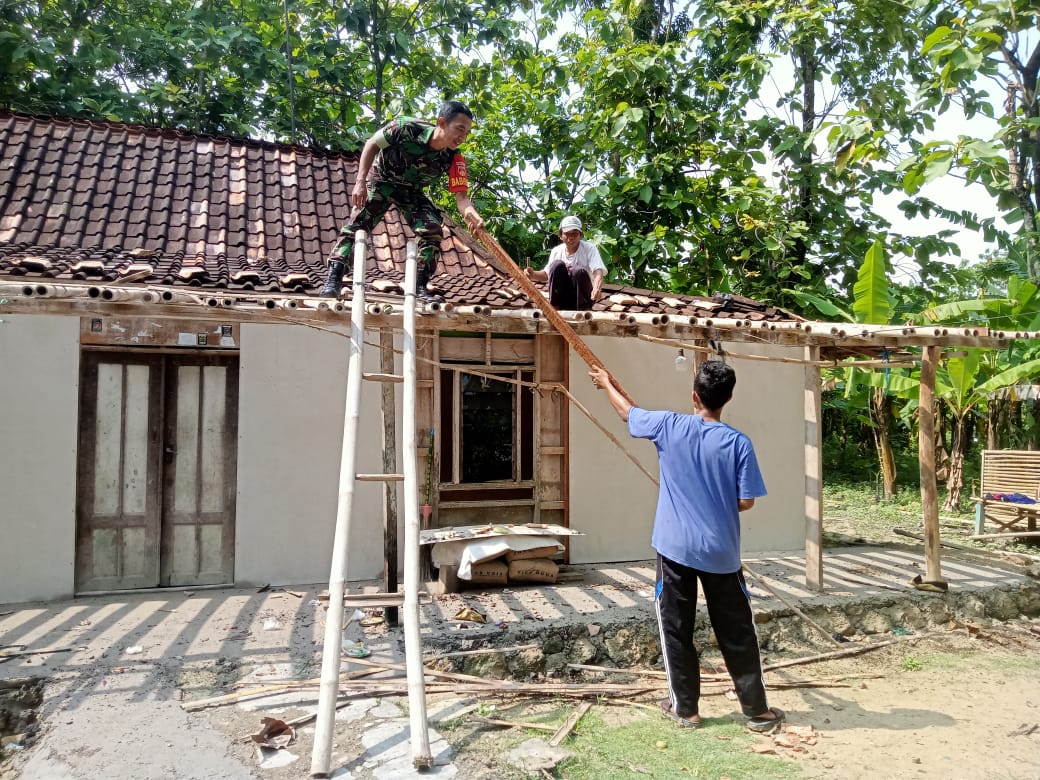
[448,154,468,194]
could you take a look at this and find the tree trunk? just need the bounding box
[870,387,897,498]
[793,44,818,268]
[942,413,969,512]
[1030,398,1040,450]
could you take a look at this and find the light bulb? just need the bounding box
[675,349,688,372]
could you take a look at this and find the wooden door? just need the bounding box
[76,354,163,591]
[161,356,238,587]
[75,352,238,591]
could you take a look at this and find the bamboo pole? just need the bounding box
[741,563,840,647]
[804,345,824,591]
[760,631,946,672]
[473,227,636,405]
[402,240,433,769]
[919,345,944,583]
[970,530,1040,540]
[311,232,369,779]
[379,328,400,627]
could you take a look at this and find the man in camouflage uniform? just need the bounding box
[320,100,485,300]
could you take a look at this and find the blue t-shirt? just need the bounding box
[628,406,767,574]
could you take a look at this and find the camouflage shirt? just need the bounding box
[371,117,468,193]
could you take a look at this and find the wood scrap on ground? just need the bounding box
[425,643,539,661]
[762,630,948,672]
[0,645,79,662]
[473,717,557,732]
[741,563,844,648]
[548,701,592,747]
[894,527,1038,564]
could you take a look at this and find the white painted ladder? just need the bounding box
[310,234,432,776]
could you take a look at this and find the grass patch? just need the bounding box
[822,479,1040,554]
[555,710,801,780]
[899,655,926,672]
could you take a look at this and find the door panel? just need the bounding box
[161,358,238,587]
[76,352,238,592]
[76,355,162,591]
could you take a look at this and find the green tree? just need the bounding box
[905,1,1040,280]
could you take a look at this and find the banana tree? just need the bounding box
[787,239,908,497]
[917,272,1040,450]
[936,351,1040,510]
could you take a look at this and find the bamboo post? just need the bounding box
[919,345,944,583]
[402,240,433,768]
[380,328,400,627]
[473,227,635,405]
[311,232,369,778]
[804,345,823,591]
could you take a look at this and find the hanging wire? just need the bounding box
[282,0,298,144]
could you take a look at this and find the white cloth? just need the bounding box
[432,536,564,580]
[547,239,606,274]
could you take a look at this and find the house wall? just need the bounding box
[0,315,80,603]
[236,323,394,586]
[568,337,806,564]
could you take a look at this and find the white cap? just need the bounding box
[559,215,583,234]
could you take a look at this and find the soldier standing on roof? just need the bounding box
[320,100,485,301]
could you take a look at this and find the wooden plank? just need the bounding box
[79,316,240,350]
[439,335,487,363]
[488,337,535,363]
[548,701,592,747]
[437,498,535,510]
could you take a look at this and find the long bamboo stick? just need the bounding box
[311,232,370,778]
[401,241,433,769]
[970,530,1040,540]
[473,227,636,405]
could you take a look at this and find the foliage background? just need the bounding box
[3,0,1040,493]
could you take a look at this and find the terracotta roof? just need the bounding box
[0,110,798,322]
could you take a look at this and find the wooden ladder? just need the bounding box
[310,234,432,775]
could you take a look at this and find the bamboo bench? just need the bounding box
[973,449,1040,535]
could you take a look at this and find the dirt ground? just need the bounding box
[2,556,1039,779]
[754,623,1040,779]
[402,622,1040,780]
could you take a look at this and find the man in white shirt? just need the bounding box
[524,215,606,310]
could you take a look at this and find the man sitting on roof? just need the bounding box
[524,216,606,310]
[320,100,485,301]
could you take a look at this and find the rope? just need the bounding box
[551,384,659,488]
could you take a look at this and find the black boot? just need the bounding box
[415,267,444,302]
[319,259,348,298]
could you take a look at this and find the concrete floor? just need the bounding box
[2,543,1035,685]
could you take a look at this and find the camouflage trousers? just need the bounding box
[327,180,443,274]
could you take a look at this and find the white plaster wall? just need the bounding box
[568,337,805,564]
[0,315,80,603]
[236,323,395,586]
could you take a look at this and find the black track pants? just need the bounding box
[655,554,769,718]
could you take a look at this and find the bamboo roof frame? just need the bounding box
[4,277,1038,592]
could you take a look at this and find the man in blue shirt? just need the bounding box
[589,360,785,732]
